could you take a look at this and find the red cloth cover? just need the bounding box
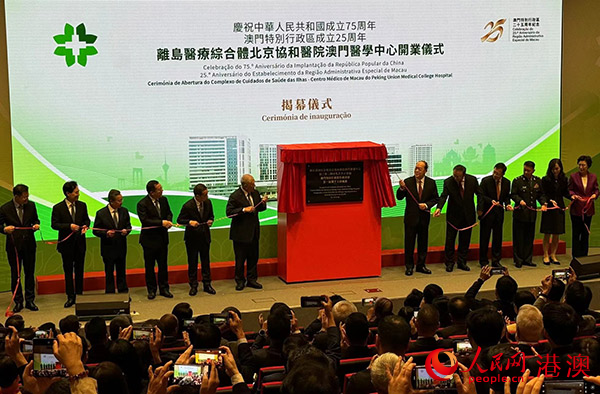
[278,141,396,213]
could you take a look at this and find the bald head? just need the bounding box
[241,174,256,192]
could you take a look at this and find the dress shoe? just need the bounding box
[522,262,537,267]
[246,280,263,289]
[160,290,174,298]
[235,282,245,291]
[203,284,216,295]
[491,262,503,268]
[543,259,551,265]
[189,287,198,296]
[13,302,23,313]
[405,268,413,276]
[64,298,75,308]
[515,262,522,268]
[457,264,470,271]
[25,302,39,311]
[416,266,432,274]
[551,258,561,265]
[446,265,454,272]
[147,292,156,300]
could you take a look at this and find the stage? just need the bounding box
[3,248,600,329]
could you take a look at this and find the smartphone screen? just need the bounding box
[414,366,456,390]
[454,340,472,353]
[32,339,66,377]
[132,328,153,341]
[171,364,206,386]
[21,340,33,353]
[194,349,222,366]
[543,380,587,394]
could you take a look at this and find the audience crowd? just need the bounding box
[2,267,600,394]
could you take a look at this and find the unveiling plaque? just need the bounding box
[306,161,364,204]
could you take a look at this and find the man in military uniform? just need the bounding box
[511,161,547,268]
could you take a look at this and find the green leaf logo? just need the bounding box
[53,23,97,67]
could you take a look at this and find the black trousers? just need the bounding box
[479,213,504,265]
[61,248,85,298]
[7,246,36,303]
[445,223,472,267]
[404,219,430,270]
[185,241,211,288]
[571,214,592,258]
[143,243,169,293]
[103,254,128,293]
[233,236,259,284]
[513,219,535,265]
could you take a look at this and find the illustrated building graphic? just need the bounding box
[410,144,433,174]
[188,136,251,191]
[258,144,278,182]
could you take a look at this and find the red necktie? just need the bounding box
[496,180,501,201]
[418,180,423,200]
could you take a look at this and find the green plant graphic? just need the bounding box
[53,23,97,67]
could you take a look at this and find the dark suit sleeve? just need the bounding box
[176,202,192,226]
[92,210,107,239]
[163,198,173,222]
[232,382,251,394]
[473,177,483,199]
[30,203,40,226]
[0,205,7,235]
[437,179,450,210]
[226,193,245,217]
[81,203,91,227]
[123,209,132,233]
[207,200,214,221]
[396,186,407,201]
[51,205,71,231]
[511,178,522,205]
[426,180,439,209]
[503,179,512,206]
[137,199,162,227]
[237,342,257,383]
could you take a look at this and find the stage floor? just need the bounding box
[3,249,600,329]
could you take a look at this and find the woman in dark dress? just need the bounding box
[541,158,570,265]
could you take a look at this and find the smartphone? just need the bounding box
[552,269,570,281]
[32,338,66,377]
[490,267,507,275]
[300,296,327,308]
[453,339,472,354]
[21,340,33,353]
[413,308,420,318]
[170,364,207,386]
[362,297,377,306]
[183,320,195,330]
[132,327,154,341]
[194,349,222,366]
[542,380,595,394]
[412,365,456,390]
[35,330,51,339]
[209,313,230,326]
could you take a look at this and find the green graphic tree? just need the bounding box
[53,23,98,67]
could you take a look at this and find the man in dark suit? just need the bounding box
[511,161,547,268]
[226,174,267,291]
[177,183,215,296]
[434,165,482,272]
[92,189,132,294]
[137,180,173,299]
[407,304,453,353]
[0,184,41,312]
[477,163,513,267]
[51,181,91,308]
[397,160,439,276]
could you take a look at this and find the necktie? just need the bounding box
[154,199,161,216]
[198,202,203,216]
[246,193,253,206]
[70,203,76,221]
[459,180,464,198]
[16,205,23,224]
[417,180,423,200]
[112,209,119,227]
[496,180,501,201]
